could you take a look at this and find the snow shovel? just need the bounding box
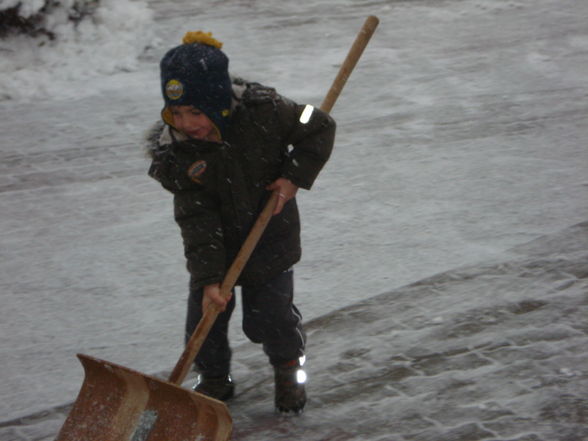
[54,192,279,441]
[55,15,378,441]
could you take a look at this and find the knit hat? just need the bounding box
[160,31,232,139]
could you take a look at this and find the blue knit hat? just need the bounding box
[160,31,232,139]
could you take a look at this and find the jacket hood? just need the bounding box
[143,120,166,159]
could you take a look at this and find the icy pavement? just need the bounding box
[229,223,588,441]
[1,222,587,440]
[1,0,588,438]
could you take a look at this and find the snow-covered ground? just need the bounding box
[1,0,587,439]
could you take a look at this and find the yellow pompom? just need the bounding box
[182,31,223,49]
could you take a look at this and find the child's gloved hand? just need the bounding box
[203,283,231,312]
[266,178,299,215]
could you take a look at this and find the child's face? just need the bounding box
[170,105,219,142]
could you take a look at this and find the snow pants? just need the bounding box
[185,268,306,376]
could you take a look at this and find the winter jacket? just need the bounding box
[146,80,336,288]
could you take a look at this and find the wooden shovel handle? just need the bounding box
[320,15,379,113]
[168,15,379,386]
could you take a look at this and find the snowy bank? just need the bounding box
[0,0,154,101]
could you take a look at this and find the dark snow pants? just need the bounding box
[185,268,306,376]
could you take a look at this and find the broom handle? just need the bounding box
[169,15,379,386]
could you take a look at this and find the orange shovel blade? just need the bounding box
[55,354,232,441]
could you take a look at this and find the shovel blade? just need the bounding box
[55,354,232,441]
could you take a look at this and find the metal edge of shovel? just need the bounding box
[54,15,379,441]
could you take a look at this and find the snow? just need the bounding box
[0,0,155,101]
[1,0,587,439]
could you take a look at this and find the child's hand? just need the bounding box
[266,178,299,215]
[203,283,230,312]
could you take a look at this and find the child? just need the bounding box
[146,31,336,413]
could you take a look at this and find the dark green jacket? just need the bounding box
[147,81,336,288]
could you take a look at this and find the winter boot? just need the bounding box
[193,374,235,401]
[274,359,307,413]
